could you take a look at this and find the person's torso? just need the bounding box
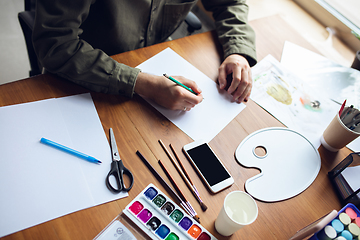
[81,0,197,56]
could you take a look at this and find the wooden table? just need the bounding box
[0,15,353,240]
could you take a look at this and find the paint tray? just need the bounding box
[95,183,216,240]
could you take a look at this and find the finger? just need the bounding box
[185,98,198,107]
[178,100,195,111]
[182,105,193,111]
[173,77,203,105]
[218,64,228,89]
[233,69,251,103]
[243,86,251,102]
[244,74,252,102]
[178,77,202,95]
[235,84,251,103]
[178,90,203,111]
[182,91,203,105]
[167,87,202,111]
[227,66,242,95]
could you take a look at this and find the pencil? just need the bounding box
[135,150,200,223]
[163,73,198,95]
[159,140,208,211]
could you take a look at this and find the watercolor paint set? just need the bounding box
[123,184,216,240]
[94,184,217,240]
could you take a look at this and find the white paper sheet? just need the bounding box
[251,55,339,148]
[281,41,360,152]
[136,48,246,142]
[281,41,360,108]
[0,93,127,237]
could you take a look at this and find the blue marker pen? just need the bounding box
[331,219,344,233]
[40,138,102,164]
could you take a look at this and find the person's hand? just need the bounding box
[218,54,252,103]
[134,72,203,111]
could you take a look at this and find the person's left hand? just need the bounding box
[218,54,252,103]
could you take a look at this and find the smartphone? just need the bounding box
[183,140,234,193]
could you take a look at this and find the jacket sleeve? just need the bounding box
[32,0,139,97]
[201,0,257,67]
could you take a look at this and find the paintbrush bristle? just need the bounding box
[200,202,208,211]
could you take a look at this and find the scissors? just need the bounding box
[106,128,134,193]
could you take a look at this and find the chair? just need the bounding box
[18,1,202,77]
[185,11,202,34]
[18,0,40,77]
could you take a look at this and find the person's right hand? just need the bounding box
[134,72,203,111]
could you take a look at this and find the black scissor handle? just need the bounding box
[121,166,134,192]
[106,161,134,193]
[106,161,122,193]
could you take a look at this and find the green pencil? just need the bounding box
[163,73,198,95]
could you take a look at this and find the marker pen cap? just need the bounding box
[347,222,360,237]
[317,225,337,240]
[334,236,347,240]
[355,217,360,228]
[331,219,344,233]
[341,230,353,240]
[339,212,351,226]
[345,207,358,221]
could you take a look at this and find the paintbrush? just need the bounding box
[136,150,200,223]
[169,144,208,211]
[158,160,197,217]
[158,140,208,211]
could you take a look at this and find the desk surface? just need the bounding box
[0,15,353,240]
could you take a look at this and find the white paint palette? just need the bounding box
[235,127,321,202]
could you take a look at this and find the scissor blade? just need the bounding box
[109,128,121,161]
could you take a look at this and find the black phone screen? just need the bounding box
[187,143,230,186]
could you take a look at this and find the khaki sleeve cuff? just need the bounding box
[224,42,257,67]
[108,62,141,98]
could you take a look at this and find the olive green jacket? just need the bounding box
[33,0,257,97]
